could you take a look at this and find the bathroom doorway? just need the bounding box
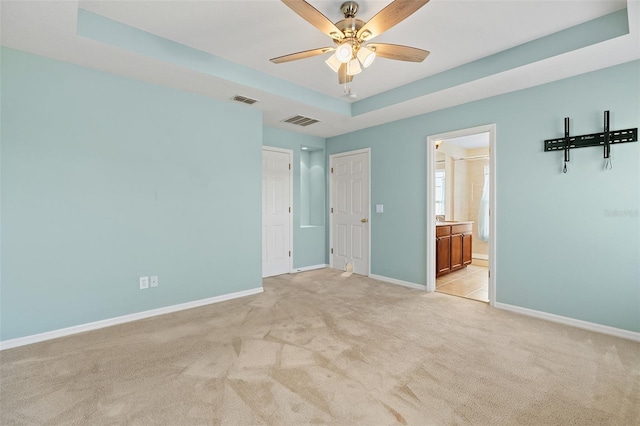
[426,125,496,305]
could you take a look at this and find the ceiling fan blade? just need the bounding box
[338,63,354,84]
[367,43,430,62]
[270,47,334,64]
[357,0,430,41]
[282,0,344,40]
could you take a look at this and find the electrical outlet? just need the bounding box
[150,276,158,287]
[139,276,149,290]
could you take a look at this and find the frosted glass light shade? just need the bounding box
[357,46,376,68]
[335,43,353,63]
[347,58,362,75]
[325,53,341,72]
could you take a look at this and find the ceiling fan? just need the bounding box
[270,0,431,85]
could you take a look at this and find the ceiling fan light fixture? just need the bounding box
[357,46,376,68]
[273,0,431,87]
[325,53,342,72]
[347,58,362,75]
[335,42,353,63]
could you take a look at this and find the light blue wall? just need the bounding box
[300,150,311,226]
[1,44,637,340]
[77,9,350,117]
[1,48,264,341]
[300,149,325,227]
[263,127,327,269]
[327,61,640,332]
[309,150,325,226]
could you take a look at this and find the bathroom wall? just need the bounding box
[452,156,469,222]
[437,143,489,257]
[436,142,467,220]
[465,148,490,257]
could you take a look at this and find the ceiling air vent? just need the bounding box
[283,115,320,127]
[231,95,258,105]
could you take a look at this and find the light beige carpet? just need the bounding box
[1,269,638,425]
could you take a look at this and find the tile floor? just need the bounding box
[436,260,489,302]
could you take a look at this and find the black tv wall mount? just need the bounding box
[544,110,637,173]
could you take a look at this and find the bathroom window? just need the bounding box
[435,169,446,216]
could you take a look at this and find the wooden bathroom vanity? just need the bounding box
[436,221,473,277]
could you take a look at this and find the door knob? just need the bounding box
[361,218,368,223]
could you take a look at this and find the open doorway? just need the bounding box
[426,125,496,305]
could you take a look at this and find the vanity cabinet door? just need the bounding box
[462,233,472,266]
[436,235,451,276]
[450,233,464,271]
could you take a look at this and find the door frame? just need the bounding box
[329,148,371,276]
[262,146,294,275]
[426,124,497,305]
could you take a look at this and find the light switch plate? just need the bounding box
[139,276,149,290]
[150,276,158,287]
[376,204,384,213]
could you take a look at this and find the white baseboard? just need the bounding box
[0,287,264,351]
[472,253,489,260]
[293,264,328,273]
[494,302,640,342]
[369,274,427,291]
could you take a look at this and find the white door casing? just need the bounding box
[262,147,292,278]
[330,149,370,276]
[426,125,497,305]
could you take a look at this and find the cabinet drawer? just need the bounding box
[436,226,451,237]
[452,224,472,234]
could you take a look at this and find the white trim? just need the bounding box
[330,147,371,158]
[488,126,497,306]
[426,124,497,308]
[494,302,640,342]
[472,253,489,260]
[370,274,427,291]
[262,146,294,275]
[0,287,264,351]
[329,148,372,276]
[293,264,328,273]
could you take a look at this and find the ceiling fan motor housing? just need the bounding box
[336,18,365,37]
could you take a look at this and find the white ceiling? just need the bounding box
[1,0,638,138]
[445,132,489,149]
[76,0,626,100]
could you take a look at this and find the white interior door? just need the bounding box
[331,150,370,275]
[262,148,292,277]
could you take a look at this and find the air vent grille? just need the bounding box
[231,95,258,105]
[283,115,320,127]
